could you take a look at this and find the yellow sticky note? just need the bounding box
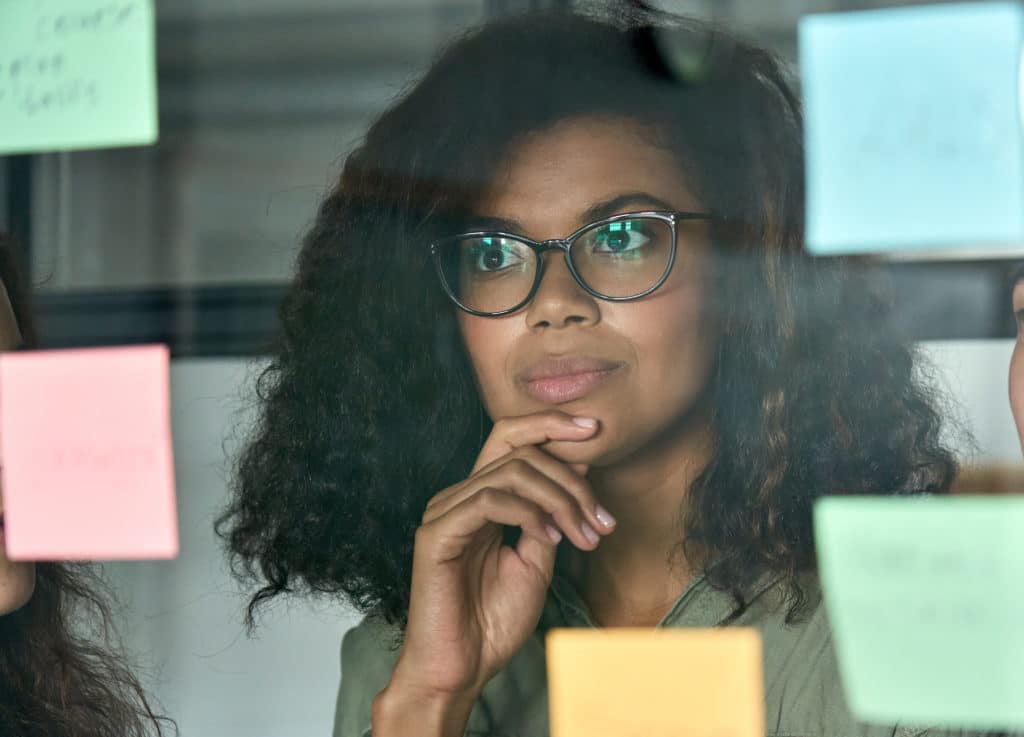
[546,628,764,737]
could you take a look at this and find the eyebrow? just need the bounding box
[467,191,680,234]
[579,192,678,224]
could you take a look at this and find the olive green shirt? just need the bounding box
[333,571,990,737]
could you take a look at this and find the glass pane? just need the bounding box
[28,0,485,291]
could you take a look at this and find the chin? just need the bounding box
[0,561,36,616]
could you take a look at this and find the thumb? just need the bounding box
[570,463,589,477]
[515,529,558,585]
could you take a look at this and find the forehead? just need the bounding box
[477,117,700,225]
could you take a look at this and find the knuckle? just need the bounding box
[424,484,455,511]
[491,416,512,432]
[413,524,434,545]
[511,445,541,461]
[475,486,503,508]
[505,457,532,476]
[421,497,438,522]
[421,496,445,523]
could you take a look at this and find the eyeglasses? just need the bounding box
[430,210,714,317]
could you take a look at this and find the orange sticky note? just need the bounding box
[0,345,177,560]
[547,628,764,737]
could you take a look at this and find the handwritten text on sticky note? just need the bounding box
[0,345,177,561]
[800,2,1024,254]
[0,0,158,154]
[814,496,1024,731]
[546,628,764,737]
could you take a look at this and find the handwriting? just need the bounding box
[28,438,163,475]
[0,2,148,123]
[35,3,141,41]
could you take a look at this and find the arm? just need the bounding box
[371,682,477,737]
[332,617,483,737]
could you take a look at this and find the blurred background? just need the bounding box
[1,0,1019,735]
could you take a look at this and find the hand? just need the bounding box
[388,411,616,706]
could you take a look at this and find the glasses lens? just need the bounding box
[571,216,674,298]
[436,235,537,313]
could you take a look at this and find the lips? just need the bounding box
[519,355,623,404]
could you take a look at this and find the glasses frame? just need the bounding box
[429,210,715,317]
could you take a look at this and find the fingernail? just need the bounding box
[572,417,598,428]
[581,522,600,546]
[546,524,563,544]
[594,505,616,529]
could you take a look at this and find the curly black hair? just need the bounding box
[0,237,173,737]
[217,5,957,628]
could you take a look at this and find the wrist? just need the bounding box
[372,680,478,737]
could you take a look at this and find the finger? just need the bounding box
[460,446,610,532]
[417,487,562,564]
[425,457,606,550]
[423,414,599,524]
[515,520,559,583]
[471,411,600,474]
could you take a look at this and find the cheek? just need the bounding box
[456,315,517,415]
[0,560,36,616]
[618,280,713,402]
[654,277,709,355]
[1010,342,1024,421]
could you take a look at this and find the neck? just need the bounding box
[572,408,714,627]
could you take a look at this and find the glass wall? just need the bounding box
[2,2,1021,736]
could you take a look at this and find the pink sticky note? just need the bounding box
[0,345,178,561]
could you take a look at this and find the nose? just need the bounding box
[525,249,600,329]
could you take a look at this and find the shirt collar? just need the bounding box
[543,566,784,630]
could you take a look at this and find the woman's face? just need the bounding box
[1010,280,1024,455]
[0,280,35,615]
[456,117,716,466]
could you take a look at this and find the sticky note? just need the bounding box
[800,3,1024,255]
[814,496,1024,731]
[0,345,177,560]
[0,0,158,154]
[546,628,764,737]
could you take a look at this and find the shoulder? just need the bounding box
[340,615,403,673]
[333,616,403,737]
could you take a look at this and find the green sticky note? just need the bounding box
[814,496,1024,731]
[0,1,158,154]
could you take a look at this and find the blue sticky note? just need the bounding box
[815,496,1024,731]
[0,1,158,154]
[800,3,1024,255]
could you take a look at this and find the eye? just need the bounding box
[466,237,528,274]
[586,220,652,255]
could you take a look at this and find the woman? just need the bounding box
[219,7,963,737]
[0,237,170,737]
[1009,263,1024,455]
